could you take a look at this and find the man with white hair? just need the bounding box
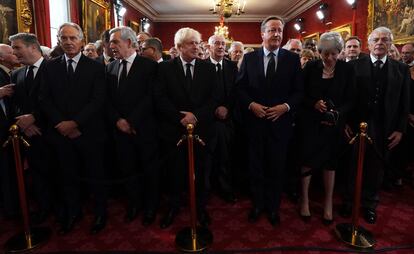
[342,27,410,224]
[39,22,107,235]
[107,26,159,226]
[284,39,302,54]
[206,34,238,203]
[228,41,244,63]
[154,27,219,229]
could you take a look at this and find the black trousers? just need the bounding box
[247,130,288,212]
[0,146,18,217]
[53,135,107,217]
[115,130,159,212]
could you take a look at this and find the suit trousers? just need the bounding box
[115,130,159,212]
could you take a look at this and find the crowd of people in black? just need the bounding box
[0,15,413,237]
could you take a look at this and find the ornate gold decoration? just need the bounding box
[82,0,111,43]
[16,0,32,33]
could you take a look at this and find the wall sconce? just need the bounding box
[316,3,329,23]
[140,18,151,32]
[346,0,357,9]
[114,0,126,25]
[294,18,305,33]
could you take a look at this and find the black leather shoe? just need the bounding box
[58,214,82,235]
[339,204,352,218]
[124,207,139,223]
[267,212,280,227]
[299,214,311,223]
[90,216,106,235]
[160,209,178,229]
[31,210,49,225]
[198,210,211,227]
[322,217,334,226]
[363,208,377,224]
[142,211,156,226]
[248,208,262,223]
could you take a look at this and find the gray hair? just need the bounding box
[9,33,42,53]
[58,22,84,40]
[0,44,12,58]
[208,34,225,45]
[261,16,285,32]
[285,39,302,50]
[228,41,244,53]
[174,27,201,48]
[368,26,394,44]
[318,31,344,53]
[109,26,138,48]
[144,38,163,53]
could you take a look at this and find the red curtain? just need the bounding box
[70,0,80,24]
[34,0,51,47]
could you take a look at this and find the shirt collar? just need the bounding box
[209,57,223,66]
[370,54,387,64]
[120,52,137,64]
[179,55,196,66]
[31,57,44,68]
[263,47,279,57]
[65,52,82,63]
[0,64,11,74]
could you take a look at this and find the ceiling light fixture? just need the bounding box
[346,0,357,9]
[210,0,246,18]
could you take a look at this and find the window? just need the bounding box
[49,0,70,47]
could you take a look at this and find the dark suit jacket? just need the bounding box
[39,54,106,141]
[0,67,12,142]
[237,47,304,141]
[206,58,238,113]
[349,56,410,136]
[106,55,158,142]
[301,59,355,127]
[10,59,47,130]
[154,57,220,143]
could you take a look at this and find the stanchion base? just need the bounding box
[335,223,375,249]
[4,227,51,253]
[175,226,213,252]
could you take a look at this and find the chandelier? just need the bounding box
[210,0,246,18]
[214,17,229,39]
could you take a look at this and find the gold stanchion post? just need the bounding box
[335,122,376,248]
[3,125,51,253]
[175,124,213,252]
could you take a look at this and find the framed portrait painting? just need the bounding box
[368,0,414,44]
[330,23,352,41]
[0,0,32,43]
[128,20,140,34]
[303,32,320,43]
[82,0,111,43]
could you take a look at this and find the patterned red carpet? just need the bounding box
[1,188,414,253]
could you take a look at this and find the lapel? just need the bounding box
[174,57,188,94]
[72,54,85,85]
[28,59,45,97]
[258,48,266,81]
[59,56,70,87]
[385,59,402,121]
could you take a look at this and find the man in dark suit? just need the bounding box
[39,22,107,235]
[237,16,303,226]
[154,27,219,229]
[95,29,114,65]
[206,34,238,203]
[0,43,19,218]
[106,26,159,226]
[342,27,410,224]
[141,38,164,63]
[9,33,53,224]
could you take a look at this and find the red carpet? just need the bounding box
[1,187,414,253]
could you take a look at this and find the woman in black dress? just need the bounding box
[299,32,355,224]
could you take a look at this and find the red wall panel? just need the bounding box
[285,0,369,51]
[122,1,154,35]
[153,22,262,50]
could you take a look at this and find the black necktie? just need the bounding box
[373,59,382,79]
[118,60,128,89]
[185,63,192,91]
[67,59,74,81]
[266,52,276,79]
[216,63,226,97]
[26,65,35,92]
[109,57,115,63]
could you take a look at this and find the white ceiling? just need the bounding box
[124,0,321,22]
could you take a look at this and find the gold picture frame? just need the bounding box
[128,20,140,34]
[82,0,111,43]
[0,0,32,43]
[330,23,352,41]
[303,32,320,43]
[368,0,414,45]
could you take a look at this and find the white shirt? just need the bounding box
[65,52,82,72]
[263,47,279,76]
[180,56,196,78]
[370,54,387,67]
[0,64,11,116]
[118,52,137,81]
[26,57,44,78]
[209,57,223,71]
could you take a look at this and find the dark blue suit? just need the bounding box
[237,48,303,212]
